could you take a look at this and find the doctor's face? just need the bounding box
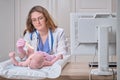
[31,11,47,31]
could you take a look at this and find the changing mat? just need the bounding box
[0,55,70,79]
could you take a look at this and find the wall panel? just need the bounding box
[0,0,15,61]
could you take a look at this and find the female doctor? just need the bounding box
[16,5,67,60]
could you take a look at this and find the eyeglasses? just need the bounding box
[31,16,45,23]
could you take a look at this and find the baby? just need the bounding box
[9,51,63,69]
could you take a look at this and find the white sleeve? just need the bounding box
[56,29,67,56]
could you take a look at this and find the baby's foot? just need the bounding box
[18,62,24,66]
[9,52,15,58]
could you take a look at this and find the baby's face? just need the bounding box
[29,53,45,69]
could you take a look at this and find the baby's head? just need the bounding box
[29,53,44,69]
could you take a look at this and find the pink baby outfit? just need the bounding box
[35,51,56,61]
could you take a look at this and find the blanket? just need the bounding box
[0,55,70,79]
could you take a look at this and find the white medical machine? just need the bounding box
[70,13,117,75]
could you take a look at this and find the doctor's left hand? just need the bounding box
[27,47,34,56]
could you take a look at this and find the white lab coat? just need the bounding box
[23,28,67,56]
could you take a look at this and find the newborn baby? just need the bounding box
[9,51,63,69]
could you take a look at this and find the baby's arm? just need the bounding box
[9,52,19,66]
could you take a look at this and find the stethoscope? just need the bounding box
[30,29,54,52]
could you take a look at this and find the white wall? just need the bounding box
[75,0,112,12]
[0,0,15,62]
[0,0,116,61]
[14,0,116,53]
[117,0,120,79]
[15,0,49,39]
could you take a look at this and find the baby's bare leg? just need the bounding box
[9,52,19,66]
[18,54,34,67]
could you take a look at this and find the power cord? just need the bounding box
[89,43,116,80]
[89,43,98,80]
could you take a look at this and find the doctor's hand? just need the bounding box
[27,47,34,56]
[16,38,26,48]
[16,38,26,53]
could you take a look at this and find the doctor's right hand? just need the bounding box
[16,38,26,54]
[16,38,26,48]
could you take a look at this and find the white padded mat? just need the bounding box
[0,55,70,79]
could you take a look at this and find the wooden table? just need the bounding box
[46,62,117,80]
